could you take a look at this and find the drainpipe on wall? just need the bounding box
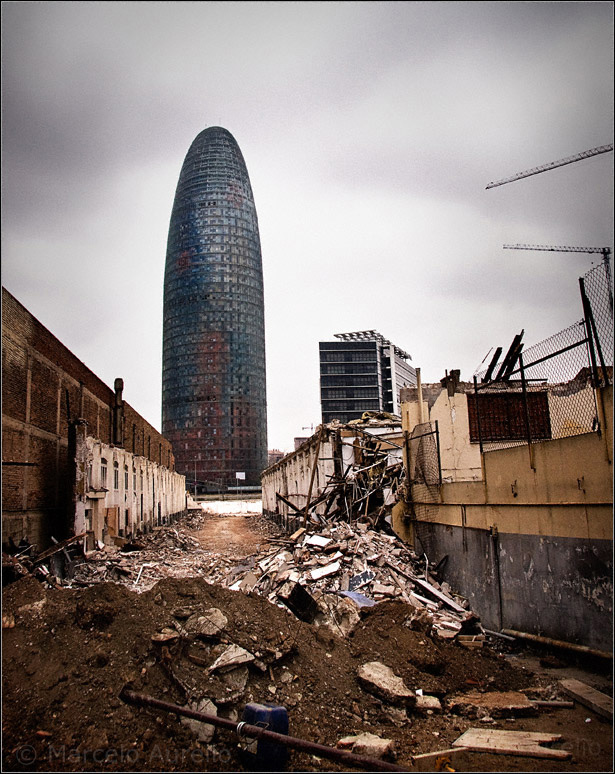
[490,525,504,631]
[113,378,124,447]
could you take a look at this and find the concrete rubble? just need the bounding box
[337,731,396,760]
[3,507,488,648]
[3,508,613,772]
[357,661,417,708]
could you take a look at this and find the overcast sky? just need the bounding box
[2,1,613,452]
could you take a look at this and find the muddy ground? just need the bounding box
[2,511,612,772]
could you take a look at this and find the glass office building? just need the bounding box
[162,127,267,490]
[319,331,416,424]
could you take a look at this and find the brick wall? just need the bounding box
[2,287,178,549]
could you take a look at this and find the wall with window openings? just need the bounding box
[319,338,416,424]
[74,437,186,548]
[2,287,185,551]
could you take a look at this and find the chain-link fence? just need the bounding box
[582,259,613,380]
[471,260,612,453]
[406,421,441,524]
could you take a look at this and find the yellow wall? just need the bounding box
[400,385,613,541]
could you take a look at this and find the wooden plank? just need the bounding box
[452,728,571,760]
[289,527,306,542]
[276,492,304,515]
[32,533,87,565]
[409,574,467,614]
[559,678,613,720]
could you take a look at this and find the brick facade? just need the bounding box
[2,287,183,549]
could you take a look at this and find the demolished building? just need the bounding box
[261,412,406,533]
[2,288,186,551]
[397,328,612,653]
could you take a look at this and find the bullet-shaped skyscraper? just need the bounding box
[162,127,267,491]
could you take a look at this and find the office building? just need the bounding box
[162,127,267,490]
[319,330,416,424]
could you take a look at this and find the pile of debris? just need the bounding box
[224,521,482,643]
[3,511,481,647]
[2,510,284,596]
[2,533,87,589]
[270,418,408,533]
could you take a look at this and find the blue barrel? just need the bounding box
[238,702,289,771]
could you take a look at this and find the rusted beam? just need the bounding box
[120,688,409,772]
[32,533,87,565]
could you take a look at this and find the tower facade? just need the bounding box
[319,331,416,424]
[162,127,267,490]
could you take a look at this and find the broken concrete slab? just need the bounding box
[316,593,361,637]
[180,698,217,743]
[216,666,249,704]
[185,608,228,639]
[151,628,180,644]
[304,535,333,548]
[208,644,255,673]
[414,694,442,713]
[307,560,341,581]
[357,661,416,708]
[337,731,395,760]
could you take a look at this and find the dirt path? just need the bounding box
[190,512,272,556]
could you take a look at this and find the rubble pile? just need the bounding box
[3,512,613,772]
[4,514,482,648]
[282,419,406,531]
[2,573,556,773]
[225,521,478,644]
[2,510,281,595]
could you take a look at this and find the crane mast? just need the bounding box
[486,144,613,189]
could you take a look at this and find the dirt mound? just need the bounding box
[348,600,527,695]
[3,575,538,772]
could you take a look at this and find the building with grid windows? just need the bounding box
[162,127,267,491]
[319,331,416,424]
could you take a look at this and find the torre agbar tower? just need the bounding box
[162,127,267,491]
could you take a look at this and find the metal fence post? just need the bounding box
[580,277,602,388]
[473,376,484,455]
[519,353,535,470]
[435,420,442,486]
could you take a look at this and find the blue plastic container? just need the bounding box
[238,702,289,771]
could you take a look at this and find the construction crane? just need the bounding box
[503,243,613,315]
[486,144,613,189]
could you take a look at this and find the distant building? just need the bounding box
[293,437,309,450]
[268,449,285,466]
[162,126,267,491]
[319,330,416,424]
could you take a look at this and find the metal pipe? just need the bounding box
[416,368,424,424]
[120,688,410,772]
[518,354,535,471]
[435,420,442,486]
[501,629,613,660]
[473,376,484,455]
